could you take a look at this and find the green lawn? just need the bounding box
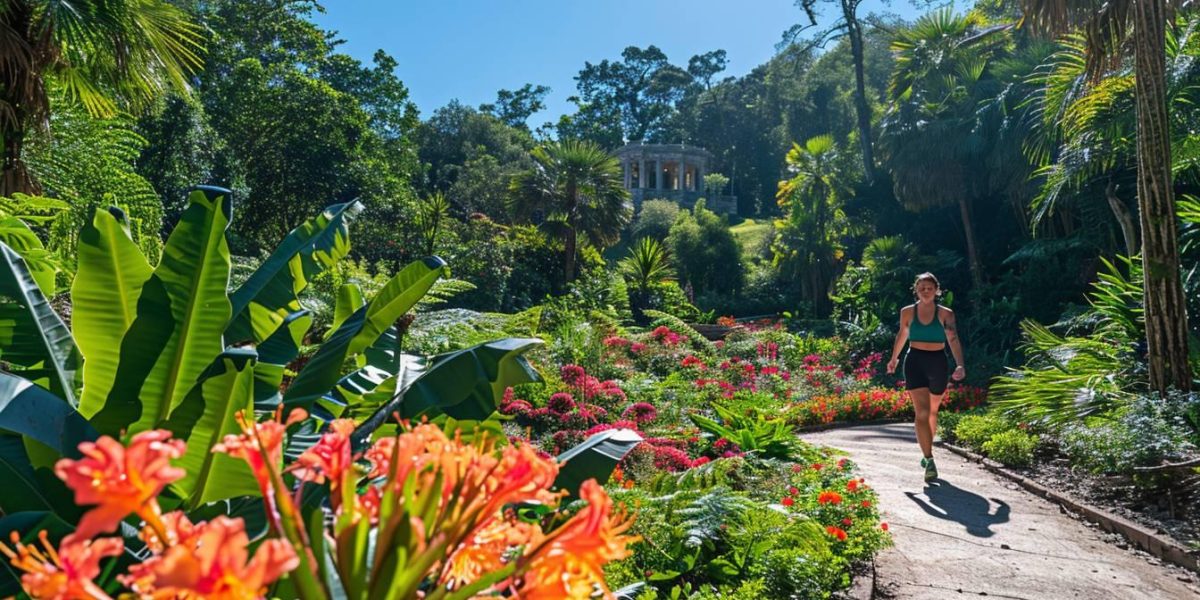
[730,217,772,255]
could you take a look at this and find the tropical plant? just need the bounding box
[0,184,547,577]
[690,404,800,459]
[877,8,1011,288]
[508,139,633,282]
[772,134,855,316]
[1020,0,1193,392]
[0,0,203,195]
[0,422,639,600]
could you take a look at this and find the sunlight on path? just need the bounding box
[801,423,1200,600]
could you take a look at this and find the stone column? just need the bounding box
[677,156,686,191]
[696,164,704,193]
[623,158,631,189]
[655,159,663,191]
[640,159,647,189]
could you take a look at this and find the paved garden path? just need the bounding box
[801,423,1200,600]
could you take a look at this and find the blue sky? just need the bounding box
[313,1,923,126]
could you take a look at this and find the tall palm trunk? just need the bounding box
[845,3,875,183]
[958,197,984,288]
[1105,178,1139,258]
[1,127,37,197]
[564,180,578,283]
[1133,0,1192,392]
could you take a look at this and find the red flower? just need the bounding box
[881,523,889,531]
[847,479,859,492]
[861,500,871,508]
[825,526,848,541]
[781,497,795,507]
[842,518,853,527]
[817,491,843,505]
[787,486,799,496]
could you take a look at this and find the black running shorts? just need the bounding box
[904,348,948,394]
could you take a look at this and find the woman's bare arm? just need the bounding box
[887,307,911,374]
[943,309,966,377]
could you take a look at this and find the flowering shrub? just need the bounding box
[790,383,988,426]
[780,458,891,563]
[2,417,639,600]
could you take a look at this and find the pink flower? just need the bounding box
[547,392,577,414]
[560,364,586,386]
[629,342,646,353]
[621,402,658,424]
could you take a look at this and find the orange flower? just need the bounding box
[0,531,123,600]
[55,430,185,542]
[825,526,848,541]
[847,479,859,492]
[817,491,843,505]
[291,419,356,484]
[444,518,539,587]
[517,479,639,599]
[364,436,395,479]
[121,516,298,600]
[212,409,305,498]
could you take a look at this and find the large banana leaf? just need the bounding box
[351,338,543,442]
[0,435,55,515]
[0,372,97,456]
[89,188,233,437]
[253,309,313,409]
[74,207,154,417]
[226,201,360,344]
[553,428,643,498]
[0,243,80,404]
[282,257,447,411]
[0,217,57,295]
[163,350,259,507]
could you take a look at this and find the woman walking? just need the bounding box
[886,273,966,482]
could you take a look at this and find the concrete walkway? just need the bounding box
[801,423,1200,599]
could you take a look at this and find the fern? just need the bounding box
[642,309,716,353]
[672,487,757,549]
[415,278,478,311]
[647,458,732,495]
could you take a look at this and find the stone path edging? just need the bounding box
[937,440,1200,574]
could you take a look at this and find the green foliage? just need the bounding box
[666,201,745,305]
[1059,391,1199,473]
[690,404,799,459]
[980,429,1038,467]
[952,413,1013,450]
[633,200,682,241]
[991,256,1143,427]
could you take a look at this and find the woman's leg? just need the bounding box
[911,388,933,458]
[928,393,943,440]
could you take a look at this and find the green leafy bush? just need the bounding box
[981,429,1038,466]
[953,413,1012,450]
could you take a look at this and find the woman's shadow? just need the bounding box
[904,480,1011,537]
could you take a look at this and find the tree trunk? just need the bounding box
[564,181,578,283]
[844,2,875,183]
[1105,178,1139,258]
[1133,0,1192,392]
[958,197,984,288]
[1,125,38,198]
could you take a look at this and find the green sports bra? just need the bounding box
[908,305,946,344]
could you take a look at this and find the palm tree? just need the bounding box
[877,9,1010,288]
[508,140,632,282]
[0,0,203,196]
[1020,0,1192,392]
[773,134,853,315]
[619,236,675,290]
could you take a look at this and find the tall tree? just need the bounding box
[1020,0,1192,392]
[773,135,854,315]
[0,0,203,195]
[878,9,1010,288]
[481,84,551,130]
[508,140,632,282]
[784,0,878,182]
[573,46,693,142]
